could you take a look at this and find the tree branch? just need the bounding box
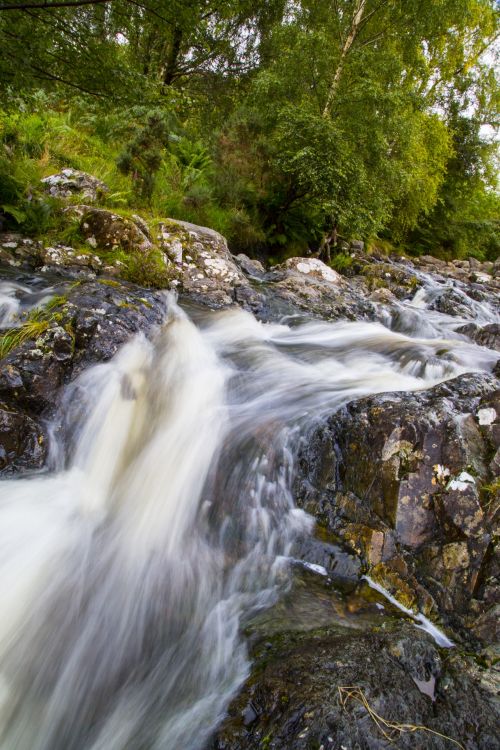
[0,0,112,10]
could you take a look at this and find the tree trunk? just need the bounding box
[322,0,366,117]
[163,25,183,87]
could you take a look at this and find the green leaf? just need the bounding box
[1,204,27,224]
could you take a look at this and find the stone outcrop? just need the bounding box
[71,205,153,253]
[294,373,500,643]
[41,169,108,203]
[157,219,256,308]
[211,575,499,750]
[258,256,377,321]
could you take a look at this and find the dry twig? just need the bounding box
[338,686,466,749]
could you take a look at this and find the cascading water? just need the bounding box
[0,278,58,328]
[0,288,497,750]
[382,267,500,339]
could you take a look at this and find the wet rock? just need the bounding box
[0,273,165,474]
[211,621,499,750]
[292,536,362,584]
[355,260,421,300]
[370,287,396,304]
[0,403,46,472]
[294,373,500,638]
[235,254,266,280]
[41,169,108,203]
[457,323,500,352]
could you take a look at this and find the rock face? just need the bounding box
[0,274,165,473]
[457,323,500,352]
[294,373,500,642]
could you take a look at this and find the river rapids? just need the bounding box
[0,274,498,749]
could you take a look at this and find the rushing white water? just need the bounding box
[382,270,500,340]
[0,279,56,328]
[0,281,29,327]
[0,284,497,750]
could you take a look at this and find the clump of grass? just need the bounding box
[330,252,354,272]
[44,294,68,311]
[0,295,69,359]
[338,686,465,749]
[123,248,177,289]
[0,316,49,359]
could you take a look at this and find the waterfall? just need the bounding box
[0,289,497,750]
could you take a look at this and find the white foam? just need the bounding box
[298,561,328,576]
[478,407,496,426]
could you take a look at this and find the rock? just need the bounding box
[292,535,362,584]
[41,169,108,203]
[281,257,343,285]
[294,373,500,639]
[350,240,364,252]
[235,254,266,279]
[0,233,42,269]
[457,323,500,352]
[0,403,46,472]
[70,206,153,253]
[427,287,477,318]
[420,255,447,267]
[0,273,165,474]
[356,260,421,300]
[262,257,376,321]
[211,620,499,750]
[370,287,396,304]
[40,244,102,275]
[157,219,257,308]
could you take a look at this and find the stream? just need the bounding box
[0,271,498,750]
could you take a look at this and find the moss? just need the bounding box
[97,278,122,288]
[117,300,139,311]
[480,477,500,513]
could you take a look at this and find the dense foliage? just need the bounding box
[0,0,498,260]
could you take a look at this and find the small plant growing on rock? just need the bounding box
[0,295,70,359]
